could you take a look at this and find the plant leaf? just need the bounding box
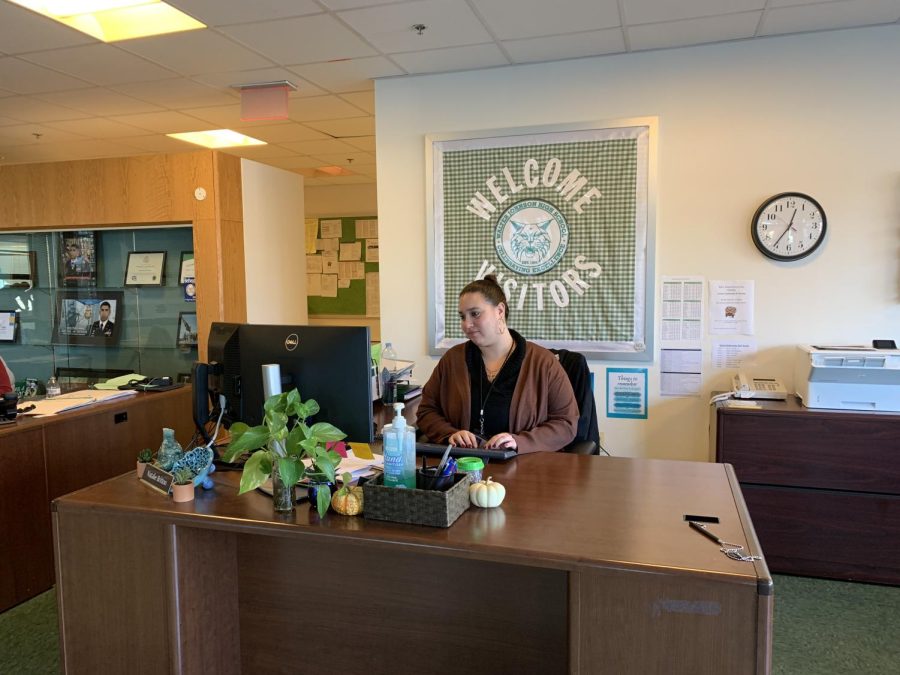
[264,392,287,415]
[315,454,336,482]
[285,425,305,457]
[223,424,269,459]
[276,457,301,487]
[238,451,272,494]
[315,484,331,518]
[309,422,346,442]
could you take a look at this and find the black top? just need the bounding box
[465,330,526,439]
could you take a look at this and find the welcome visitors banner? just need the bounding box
[427,121,654,358]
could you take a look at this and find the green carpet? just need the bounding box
[772,574,900,675]
[1,575,899,673]
[0,589,59,674]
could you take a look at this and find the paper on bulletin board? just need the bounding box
[660,275,703,347]
[316,238,339,252]
[366,239,379,263]
[322,252,338,274]
[307,274,322,296]
[339,241,361,261]
[712,341,757,369]
[660,348,702,397]
[338,278,351,288]
[306,255,323,274]
[320,219,342,239]
[366,272,380,315]
[709,280,755,335]
[305,218,318,254]
[606,368,648,419]
[321,274,338,297]
[339,261,364,280]
[355,219,378,239]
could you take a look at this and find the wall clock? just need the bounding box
[751,192,826,261]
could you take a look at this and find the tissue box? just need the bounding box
[363,473,471,527]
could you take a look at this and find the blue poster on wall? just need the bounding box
[606,367,648,419]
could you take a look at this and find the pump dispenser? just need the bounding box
[382,401,416,488]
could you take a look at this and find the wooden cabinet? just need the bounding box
[712,396,900,584]
[0,388,193,612]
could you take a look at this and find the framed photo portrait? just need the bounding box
[0,310,19,342]
[0,251,37,290]
[176,312,198,348]
[53,291,123,347]
[124,251,166,286]
[59,231,98,287]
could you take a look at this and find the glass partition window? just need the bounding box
[0,226,196,388]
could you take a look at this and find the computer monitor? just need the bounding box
[234,323,374,442]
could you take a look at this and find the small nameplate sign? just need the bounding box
[141,465,174,495]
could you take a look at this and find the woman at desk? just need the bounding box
[417,275,578,453]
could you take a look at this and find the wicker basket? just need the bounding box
[363,473,471,527]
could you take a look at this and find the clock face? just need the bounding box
[751,192,826,261]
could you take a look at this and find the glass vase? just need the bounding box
[157,428,183,471]
[271,462,295,513]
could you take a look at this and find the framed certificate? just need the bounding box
[124,251,166,286]
[0,310,19,342]
[179,251,195,284]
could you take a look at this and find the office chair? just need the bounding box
[550,349,601,455]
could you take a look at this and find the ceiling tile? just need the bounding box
[288,57,403,93]
[192,68,325,97]
[112,78,238,109]
[309,151,376,165]
[264,155,326,169]
[0,57,93,95]
[389,43,509,75]
[41,138,152,160]
[503,28,626,64]
[472,0,621,40]
[0,115,21,126]
[761,0,900,36]
[36,88,164,116]
[318,0,396,9]
[216,143,300,159]
[108,110,218,134]
[313,173,375,185]
[169,0,322,25]
[0,3,95,55]
[338,91,375,114]
[337,0,492,53]
[117,29,274,76]
[279,138,359,154]
[43,117,150,138]
[20,45,177,86]
[219,14,377,64]
[112,134,197,153]
[0,96,90,124]
[287,95,373,122]
[623,0,766,25]
[179,103,265,127]
[304,116,375,137]
[0,123,87,146]
[230,122,331,143]
[342,135,376,152]
[629,12,762,51]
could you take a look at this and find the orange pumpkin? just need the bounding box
[331,485,364,516]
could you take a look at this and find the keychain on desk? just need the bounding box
[688,521,762,563]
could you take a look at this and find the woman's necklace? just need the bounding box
[477,340,515,438]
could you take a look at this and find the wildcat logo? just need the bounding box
[284,333,299,351]
[494,199,569,275]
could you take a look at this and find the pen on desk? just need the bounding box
[688,520,723,545]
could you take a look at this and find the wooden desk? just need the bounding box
[711,396,900,584]
[0,387,193,612]
[53,453,772,674]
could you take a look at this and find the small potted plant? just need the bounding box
[221,388,346,517]
[136,448,153,478]
[171,467,195,503]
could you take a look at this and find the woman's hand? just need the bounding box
[448,430,480,448]
[484,433,517,450]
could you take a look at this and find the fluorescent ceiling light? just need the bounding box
[167,130,266,149]
[9,0,205,42]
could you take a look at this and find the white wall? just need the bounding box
[241,159,307,324]
[305,183,377,217]
[375,25,900,462]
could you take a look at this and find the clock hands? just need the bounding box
[773,209,797,248]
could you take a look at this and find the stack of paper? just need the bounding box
[22,389,138,416]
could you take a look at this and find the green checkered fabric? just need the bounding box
[441,138,639,341]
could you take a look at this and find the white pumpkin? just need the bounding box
[469,477,506,508]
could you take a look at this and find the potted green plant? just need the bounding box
[221,389,346,517]
[171,467,195,503]
[136,448,153,478]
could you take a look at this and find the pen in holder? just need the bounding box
[416,467,455,491]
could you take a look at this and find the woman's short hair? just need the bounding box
[459,274,510,322]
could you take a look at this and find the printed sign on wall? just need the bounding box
[427,121,655,358]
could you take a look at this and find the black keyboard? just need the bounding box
[415,442,516,461]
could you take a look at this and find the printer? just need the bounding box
[795,345,900,412]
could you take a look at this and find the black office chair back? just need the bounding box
[550,349,601,455]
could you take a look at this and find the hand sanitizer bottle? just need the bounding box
[383,402,416,488]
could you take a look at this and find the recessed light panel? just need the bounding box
[10,1,206,42]
[167,130,266,149]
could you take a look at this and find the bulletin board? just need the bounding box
[306,216,379,316]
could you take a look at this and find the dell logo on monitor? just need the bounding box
[284,334,299,351]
